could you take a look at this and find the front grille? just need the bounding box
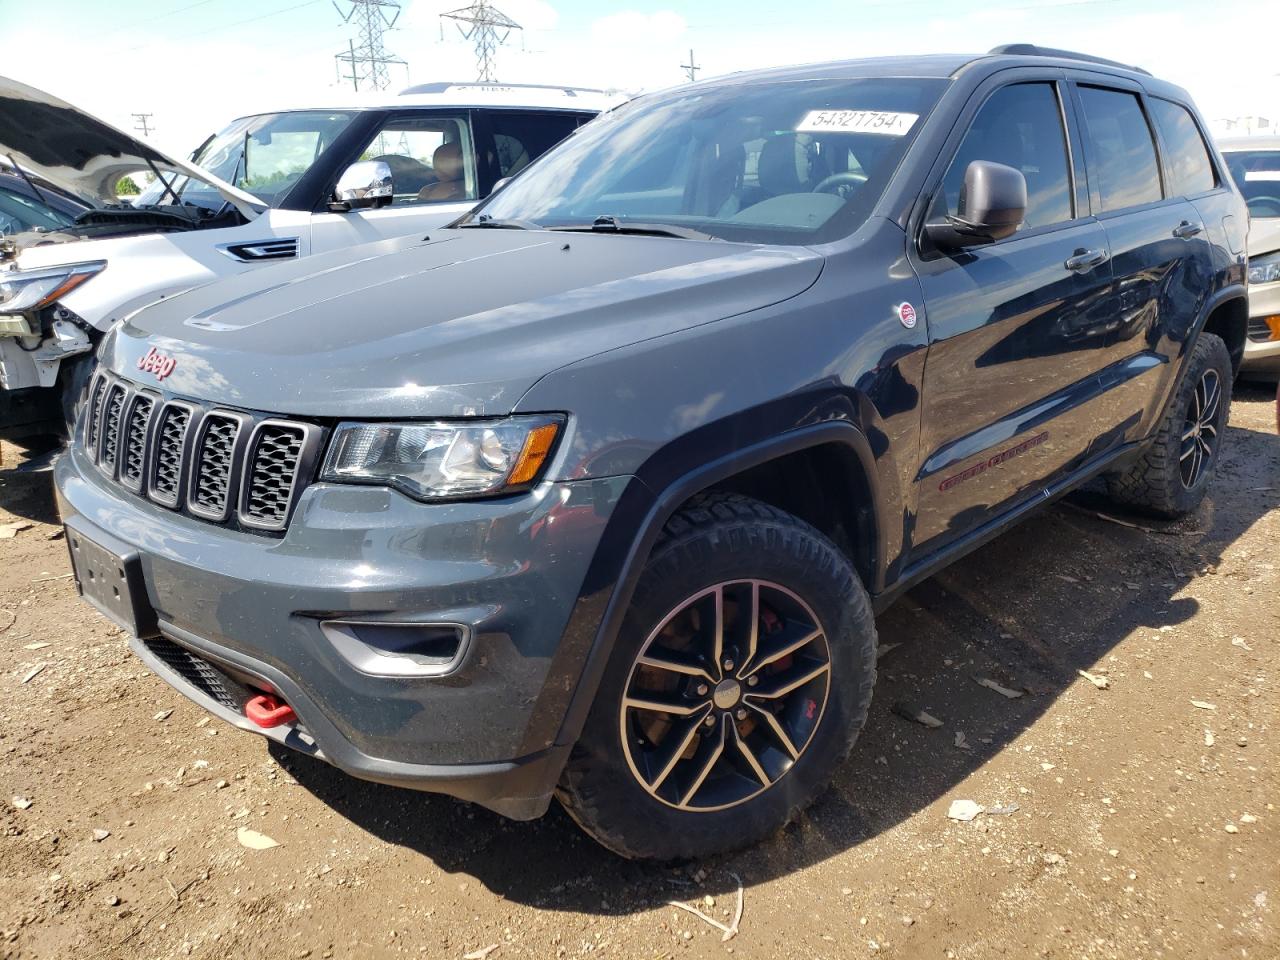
[143,636,249,712]
[81,371,320,534]
[1248,316,1275,342]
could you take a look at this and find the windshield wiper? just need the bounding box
[550,215,714,241]
[459,214,541,231]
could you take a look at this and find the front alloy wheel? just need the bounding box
[620,579,831,812]
[558,493,878,860]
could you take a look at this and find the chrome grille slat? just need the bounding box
[190,414,241,519]
[78,372,315,535]
[243,423,306,529]
[119,394,156,491]
[149,404,191,507]
[85,374,108,460]
[99,384,127,475]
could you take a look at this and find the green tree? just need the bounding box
[115,175,140,197]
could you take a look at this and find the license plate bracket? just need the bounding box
[65,520,159,639]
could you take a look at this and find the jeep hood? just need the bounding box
[0,75,264,222]
[103,229,824,417]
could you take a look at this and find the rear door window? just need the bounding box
[1077,86,1163,212]
[935,82,1074,231]
[486,111,590,179]
[1149,98,1216,196]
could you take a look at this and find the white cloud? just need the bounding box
[403,0,559,34]
[591,10,687,45]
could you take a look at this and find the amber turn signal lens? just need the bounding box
[508,422,560,485]
[1264,315,1280,342]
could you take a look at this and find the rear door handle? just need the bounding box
[1065,248,1108,273]
[1173,220,1203,239]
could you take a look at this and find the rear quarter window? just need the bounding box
[1149,99,1216,196]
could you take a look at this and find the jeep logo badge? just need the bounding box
[137,346,177,381]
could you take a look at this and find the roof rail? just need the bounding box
[399,81,606,96]
[988,43,1152,77]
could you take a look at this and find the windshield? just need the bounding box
[136,110,356,209]
[474,77,947,244]
[0,185,76,236]
[1223,149,1280,219]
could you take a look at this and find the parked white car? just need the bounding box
[0,77,618,441]
[1220,136,1280,377]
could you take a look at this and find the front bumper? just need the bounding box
[1243,280,1280,374]
[55,442,631,818]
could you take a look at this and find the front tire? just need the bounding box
[557,493,877,860]
[1105,333,1232,518]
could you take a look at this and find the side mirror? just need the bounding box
[329,160,393,212]
[925,160,1027,250]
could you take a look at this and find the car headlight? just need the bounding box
[320,415,563,500]
[0,261,106,316]
[1248,251,1280,286]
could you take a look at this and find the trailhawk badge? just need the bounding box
[137,346,177,381]
[897,302,918,329]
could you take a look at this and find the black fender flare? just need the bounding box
[1154,282,1248,419]
[544,419,885,758]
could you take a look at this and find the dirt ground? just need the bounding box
[0,385,1275,960]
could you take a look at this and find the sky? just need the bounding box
[1,0,1276,158]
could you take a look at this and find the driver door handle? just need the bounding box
[1065,248,1108,273]
[1173,220,1203,239]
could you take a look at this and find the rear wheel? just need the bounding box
[557,493,877,860]
[1105,333,1232,518]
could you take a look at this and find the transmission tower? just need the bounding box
[131,113,155,137]
[439,2,522,83]
[334,0,407,92]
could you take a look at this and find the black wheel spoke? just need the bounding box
[1178,369,1221,491]
[648,710,711,791]
[745,660,830,700]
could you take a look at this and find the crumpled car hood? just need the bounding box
[0,75,264,221]
[1248,216,1280,258]
[104,228,824,417]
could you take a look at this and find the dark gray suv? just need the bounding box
[55,45,1248,859]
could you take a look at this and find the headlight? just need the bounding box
[320,415,563,500]
[0,261,106,316]
[1248,251,1280,286]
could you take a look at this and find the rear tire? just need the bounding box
[557,493,877,860]
[1105,333,1232,519]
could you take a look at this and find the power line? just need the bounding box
[123,0,324,52]
[440,2,522,84]
[333,0,408,92]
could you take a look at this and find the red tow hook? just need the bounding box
[245,693,296,729]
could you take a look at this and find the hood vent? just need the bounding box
[217,238,300,263]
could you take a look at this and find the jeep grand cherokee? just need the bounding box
[55,45,1248,859]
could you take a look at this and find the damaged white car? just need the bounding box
[0,77,615,445]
